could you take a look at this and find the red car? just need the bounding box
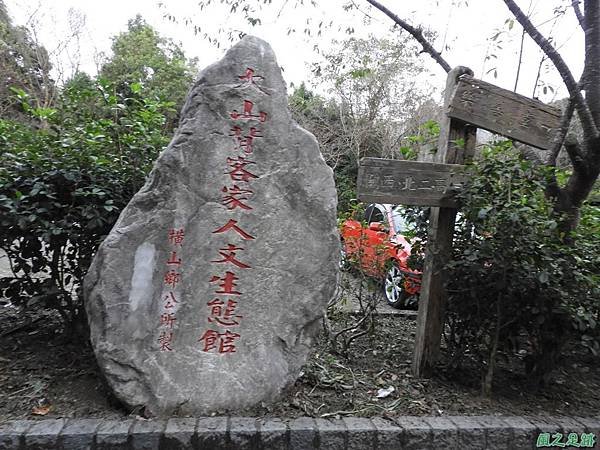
[340,203,421,308]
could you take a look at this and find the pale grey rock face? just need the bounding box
[84,36,339,416]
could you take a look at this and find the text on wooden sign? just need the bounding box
[448,75,561,150]
[357,158,466,208]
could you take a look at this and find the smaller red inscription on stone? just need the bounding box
[160,312,177,328]
[226,156,259,183]
[212,219,255,240]
[211,243,251,269]
[207,298,242,326]
[163,292,179,308]
[158,330,174,351]
[209,271,242,295]
[166,251,182,266]
[238,67,264,85]
[164,270,181,288]
[221,185,253,210]
[168,228,185,246]
[230,100,268,123]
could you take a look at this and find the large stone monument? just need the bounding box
[84,36,339,416]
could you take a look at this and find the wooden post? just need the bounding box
[354,65,558,377]
[412,66,476,377]
[355,66,560,378]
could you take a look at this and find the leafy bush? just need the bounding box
[568,202,600,355]
[0,80,173,334]
[405,142,599,393]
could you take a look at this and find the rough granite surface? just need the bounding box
[84,35,339,416]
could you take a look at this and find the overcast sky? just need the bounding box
[5,0,583,103]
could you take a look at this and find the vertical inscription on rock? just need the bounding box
[198,69,267,354]
[84,36,339,416]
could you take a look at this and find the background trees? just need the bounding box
[0,1,598,393]
[0,14,195,334]
[170,0,599,231]
[99,15,198,131]
[0,0,54,123]
[0,78,173,334]
[290,35,437,212]
[365,0,600,233]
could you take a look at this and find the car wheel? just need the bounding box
[384,262,408,308]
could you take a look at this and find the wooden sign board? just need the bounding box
[448,75,561,150]
[357,158,466,208]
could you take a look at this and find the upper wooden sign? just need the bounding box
[357,158,466,208]
[448,75,561,150]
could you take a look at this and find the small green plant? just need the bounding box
[399,120,440,161]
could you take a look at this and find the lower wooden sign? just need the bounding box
[357,158,466,208]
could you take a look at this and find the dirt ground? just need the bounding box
[1,291,599,421]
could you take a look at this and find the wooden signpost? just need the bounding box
[357,159,466,208]
[448,75,561,151]
[357,67,562,377]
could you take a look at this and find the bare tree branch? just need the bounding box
[503,0,598,142]
[547,97,576,166]
[513,28,526,92]
[365,0,452,73]
[349,0,377,22]
[572,0,585,29]
[564,134,588,175]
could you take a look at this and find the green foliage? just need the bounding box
[569,203,600,355]
[400,119,440,161]
[334,164,359,216]
[0,0,55,123]
[0,79,173,334]
[405,142,599,391]
[99,15,197,130]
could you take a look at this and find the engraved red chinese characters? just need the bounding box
[158,228,186,351]
[198,330,241,353]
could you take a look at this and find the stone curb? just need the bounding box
[0,415,599,449]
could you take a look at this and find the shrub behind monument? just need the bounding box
[0,79,172,334]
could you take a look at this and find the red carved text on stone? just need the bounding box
[211,243,251,269]
[160,312,177,328]
[168,228,185,246]
[221,185,253,210]
[158,330,174,351]
[226,156,259,183]
[166,251,182,266]
[229,100,267,123]
[212,219,255,240]
[198,330,240,353]
[207,298,242,326]
[163,292,179,308]
[238,67,264,85]
[164,270,181,288]
[209,271,242,295]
